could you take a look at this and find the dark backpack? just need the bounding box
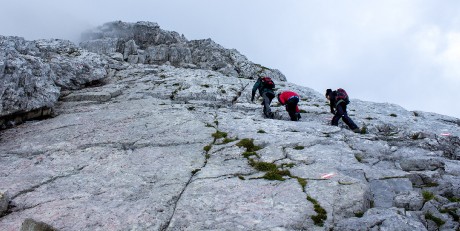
[336,88,350,104]
[260,77,275,89]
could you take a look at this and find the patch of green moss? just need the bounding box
[242,151,258,158]
[251,161,277,172]
[281,163,296,168]
[201,84,210,88]
[294,146,304,150]
[422,191,435,202]
[307,196,327,226]
[221,137,238,144]
[440,208,459,222]
[390,113,397,117]
[221,89,226,94]
[263,170,288,181]
[205,123,214,128]
[360,125,368,134]
[313,104,320,107]
[191,169,201,174]
[212,130,228,139]
[299,110,307,113]
[257,129,266,133]
[354,212,364,217]
[236,138,262,152]
[187,106,195,111]
[203,145,212,152]
[448,197,460,202]
[296,177,307,191]
[425,212,445,226]
[354,154,363,162]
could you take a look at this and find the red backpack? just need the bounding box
[336,88,350,104]
[260,77,275,89]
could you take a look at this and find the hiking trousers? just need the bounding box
[262,91,275,118]
[332,103,358,129]
[286,96,300,121]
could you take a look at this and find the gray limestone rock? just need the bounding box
[335,208,427,231]
[0,190,9,215]
[1,21,460,230]
[20,218,56,231]
[393,191,424,211]
[0,36,108,120]
[0,36,60,118]
[80,21,286,81]
[370,178,414,208]
[400,157,445,171]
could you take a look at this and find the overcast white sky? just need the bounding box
[1,0,460,118]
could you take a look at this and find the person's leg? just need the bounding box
[336,104,358,130]
[331,105,342,126]
[262,92,273,118]
[286,97,299,121]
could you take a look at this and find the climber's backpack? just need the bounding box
[260,77,275,89]
[336,88,350,105]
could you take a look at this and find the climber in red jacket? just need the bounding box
[277,91,301,121]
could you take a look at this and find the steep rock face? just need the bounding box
[80,21,286,81]
[0,62,459,230]
[0,21,459,230]
[0,36,59,118]
[0,36,108,120]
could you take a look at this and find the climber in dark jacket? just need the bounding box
[325,89,359,132]
[251,77,275,119]
[277,91,301,121]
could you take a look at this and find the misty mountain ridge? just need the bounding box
[0,21,459,230]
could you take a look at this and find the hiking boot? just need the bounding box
[266,112,274,119]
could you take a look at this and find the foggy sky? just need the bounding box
[1,0,459,118]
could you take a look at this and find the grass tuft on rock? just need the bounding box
[422,191,435,202]
[425,212,446,226]
[307,196,327,226]
[263,170,290,181]
[236,138,262,152]
[212,130,227,139]
[203,145,212,152]
[243,151,259,158]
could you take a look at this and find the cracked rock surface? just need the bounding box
[1,21,460,230]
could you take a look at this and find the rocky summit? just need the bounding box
[0,21,459,231]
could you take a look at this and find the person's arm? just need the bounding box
[329,92,336,114]
[251,80,260,101]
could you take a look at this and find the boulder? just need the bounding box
[0,190,9,215]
